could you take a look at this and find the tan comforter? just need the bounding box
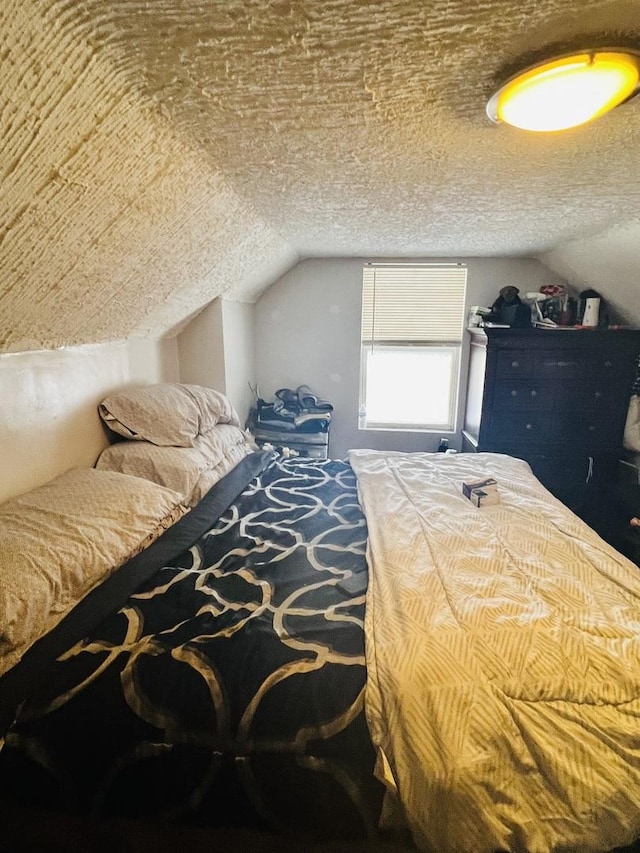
[349,450,640,853]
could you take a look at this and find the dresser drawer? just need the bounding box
[554,412,612,447]
[488,410,621,451]
[487,410,550,444]
[535,350,586,379]
[526,454,593,490]
[588,352,629,375]
[561,384,619,412]
[536,348,627,378]
[492,381,553,411]
[495,379,622,414]
[494,348,619,380]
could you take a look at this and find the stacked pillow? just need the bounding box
[98,383,240,445]
[96,383,253,505]
[0,385,249,676]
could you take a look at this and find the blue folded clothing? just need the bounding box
[255,387,334,435]
[295,384,333,413]
[274,388,300,412]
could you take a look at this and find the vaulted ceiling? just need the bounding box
[1,0,639,353]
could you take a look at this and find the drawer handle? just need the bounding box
[511,390,518,396]
[588,425,596,432]
[594,391,602,399]
[511,360,519,368]
[604,360,612,368]
[525,423,533,430]
[530,390,537,397]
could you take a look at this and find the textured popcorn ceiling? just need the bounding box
[1,0,639,351]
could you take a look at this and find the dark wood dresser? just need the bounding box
[462,327,640,508]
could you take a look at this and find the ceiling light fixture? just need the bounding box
[487,49,640,132]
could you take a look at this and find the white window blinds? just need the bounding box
[361,263,467,344]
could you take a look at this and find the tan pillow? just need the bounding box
[99,383,241,447]
[96,425,252,506]
[190,444,254,505]
[97,442,204,504]
[0,468,188,676]
[182,385,241,434]
[195,423,252,460]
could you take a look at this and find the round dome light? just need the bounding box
[487,50,640,132]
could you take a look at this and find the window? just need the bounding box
[359,263,467,431]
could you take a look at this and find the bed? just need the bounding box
[1,384,639,853]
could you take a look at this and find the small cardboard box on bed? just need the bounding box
[462,477,499,507]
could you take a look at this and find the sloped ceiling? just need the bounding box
[1,0,639,353]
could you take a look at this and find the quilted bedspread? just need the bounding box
[349,450,640,853]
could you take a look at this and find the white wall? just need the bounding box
[128,337,180,385]
[220,300,256,424]
[177,300,226,392]
[0,338,180,504]
[540,222,640,327]
[177,298,256,424]
[0,343,128,503]
[255,257,567,458]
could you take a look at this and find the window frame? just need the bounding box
[358,263,467,433]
